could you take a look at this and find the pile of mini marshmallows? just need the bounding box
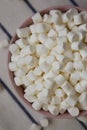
[9,8,87,117]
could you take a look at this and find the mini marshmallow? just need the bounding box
[16,27,30,38]
[40,118,49,127]
[67,32,79,43]
[48,105,59,116]
[49,9,62,16]
[52,61,61,72]
[55,42,67,54]
[74,52,82,61]
[81,70,87,80]
[71,41,84,51]
[56,54,68,63]
[32,100,42,110]
[39,56,46,65]
[11,55,20,62]
[79,23,87,32]
[0,39,9,48]
[67,21,75,30]
[38,33,48,44]
[50,96,61,105]
[71,26,79,32]
[62,11,72,23]
[42,104,48,111]
[70,71,81,85]
[44,38,56,49]
[75,80,87,93]
[55,88,65,98]
[43,70,57,80]
[43,14,51,23]
[64,62,74,73]
[80,47,87,59]
[65,95,78,107]
[77,31,85,41]
[36,44,49,56]
[78,92,87,109]
[15,38,26,49]
[50,14,62,24]
[36,82,44,91]
[68,107,79,117]
[36,23,51,33]
[63,72,70,79]
[46,55,55,64]
[43,79,54,89]
[73,14,83,25]
[9,62,18,71]
[39,62,51,73]
[30,123,41,130]
[27,71,37,81]
[54,24,65,32]
[24,84,37,95]
[22,75,32,86]
[14,77,22,86]
[54,74,66,86]
[73,61,85,70]
[60,100,69,110]
[64,50,74,59]
[14,68,26,77]
[30,24,37,33]
[9,44,20,54]
[24,93,36,102]
[61,81,76,95]
[58,28,68,37]
[20,45,35,56]
[28,34,38,44]
[33,67,42,76]
[32,12,42,24]
[48,29,57,38]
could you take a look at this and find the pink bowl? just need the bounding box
[8,5,87,118]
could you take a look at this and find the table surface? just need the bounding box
[0,0,87,130]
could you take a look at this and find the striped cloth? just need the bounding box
[0,0,87,130]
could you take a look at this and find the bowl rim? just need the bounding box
[8,5,87,118]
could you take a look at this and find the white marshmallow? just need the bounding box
[73,14,83,25]
[81,70,87,80]
[30,123,41,130]
[9,44,19,54]
[22,76,32,86]
[43,71,57,80]
[58,28,68,37]
[39,62,51,73]
[46,55,55,64]
[75,80,87,93]
[15,38,26,49]
[67,8,78,17]
[71,26,79,32]
[32,13,42,24]
[39,56,46,65]
[71,41,84,51]
[16,27,30,38]
[55,42,67,54]
[28,34,38,44]
[56,54,68,63]
[9,62,18,71]
[36,44,49,56]
[36,23,51,33]
[73,61,85,70]
[48,29,57,38]
[78,92,87,109]
[74,52,82,61]
[38,33,48,44]
[27,71,37,81]
[40,118,49,127]
[67,21,75,30]
[70,71,81,85]
[67,32,79,43]
[52,61,61,72]
[77,31,85,41]
[11,55,20,62]
[55,88,65,98]
[79,23,87,32]
[54,25,65,32]
[14,77,22,86]
[54,74,66,86]
[14,68,26,77]
[50,9,62,16]
[62,11,72,23]
[50,14,62,24]
[50,96,61,105]
[20,45,35,56]
[68,107,79,117]
[24,84,37,95]
[24,93,36,103]
[43,14,51,23]
[64,50,74,59]
[0,39,9,48]
[48,105,59,116]
[64,62,74,73]
[65,95,78,107]
[63,72,70,79]
[80,47,87,60]
[60,100,69,110]
[26,56,37,68]
[32,100,42,110]
[33,67,42,76]
[30,24,37,33]
[44,38,56,49]
[61,81,76,95]
[42,104,48,111]
[36,82,44,91]
[43,79,54,89]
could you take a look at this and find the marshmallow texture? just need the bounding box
[9,8,87,117]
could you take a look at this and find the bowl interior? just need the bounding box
[8,5,87,118]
